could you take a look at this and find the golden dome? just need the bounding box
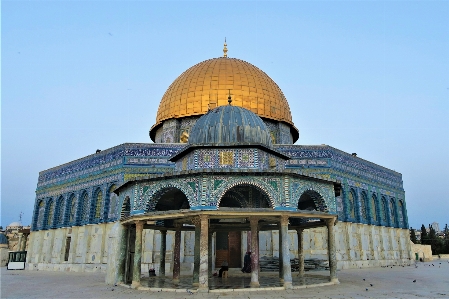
[151,57,298,141]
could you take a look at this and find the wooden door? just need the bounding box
[215,231,241,268]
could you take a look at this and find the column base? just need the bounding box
[250,281,260,287]
[131,281,141,289]
[283,281,293,289]
[330,278,340,284]
[172,278,180,283]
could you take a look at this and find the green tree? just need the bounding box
[410,227,417,243]
[444,224,449,254]
[420,224,428,245]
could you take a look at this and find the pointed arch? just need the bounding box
[68,194,77,225]
[381,196,387,222]
[80,191,90,224]
[46,199,54,228]
[297,189,328,212]
[390,198,396,226]
[348,189,356,219]
[215,179,277,209]
[218,184,271,209]
[371,194,378,222]
[360,191,368,221]
[37,200,45,229]
[56,195,65,227]
[141,181,196,211]
[94,188,103,220]
[107,184,118,220]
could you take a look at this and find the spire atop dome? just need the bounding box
[228,89,232,105]
[223,38,228,58]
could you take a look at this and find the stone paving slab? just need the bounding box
[2,260,449,298]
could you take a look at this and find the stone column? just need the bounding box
[279,226,283,280]
[208,231,213,277]
[198,215,209,292]
[131,221,144,288]
[159,230,166,277]
[327,218,339,283]
[280,215,292,289]
[296,228,305,277]
[173,225,181,282]
[116,224,129,284]
[249,217,260,287]
[192,217,201,286]
[18,233,23,251]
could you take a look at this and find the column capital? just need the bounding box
[326,217,336,227]
[160,229,167,235]
[135,220,145,229]
[280,214,289,225]
[191,216,201,227]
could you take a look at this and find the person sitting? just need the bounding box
[218,260,229,277]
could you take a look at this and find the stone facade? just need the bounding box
[26,222,411,273]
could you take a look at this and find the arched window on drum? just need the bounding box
[108,185,118,219]
[56,196,65,226]
[398,200,404,227]
[348,189,356,219]
[46,199,54,228]
[371,194,378,222]
[390,198,396,226]
[68,195,77,224]
[360,191,367,222]
[37,201,45,229]
[381,197,387,222]
[81,192,89,223]
[94,189,103,220]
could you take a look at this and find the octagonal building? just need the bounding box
[27,45,411,291]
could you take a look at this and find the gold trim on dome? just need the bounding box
[153,57,294,130]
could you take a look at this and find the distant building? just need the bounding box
[430,222,440,233]
[5,221,30,251]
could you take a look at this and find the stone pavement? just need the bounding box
[2,260,449,298]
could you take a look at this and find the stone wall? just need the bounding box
[26,222,412,274]
[0,248,9,266]
[26,223,114,272]
[411,242,432,262]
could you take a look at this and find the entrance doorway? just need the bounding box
[215,231,241,268]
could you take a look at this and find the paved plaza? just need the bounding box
[2,260,449,298]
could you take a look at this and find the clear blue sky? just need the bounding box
[2,1,448,230]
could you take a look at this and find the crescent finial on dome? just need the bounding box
[223,37,228,58]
